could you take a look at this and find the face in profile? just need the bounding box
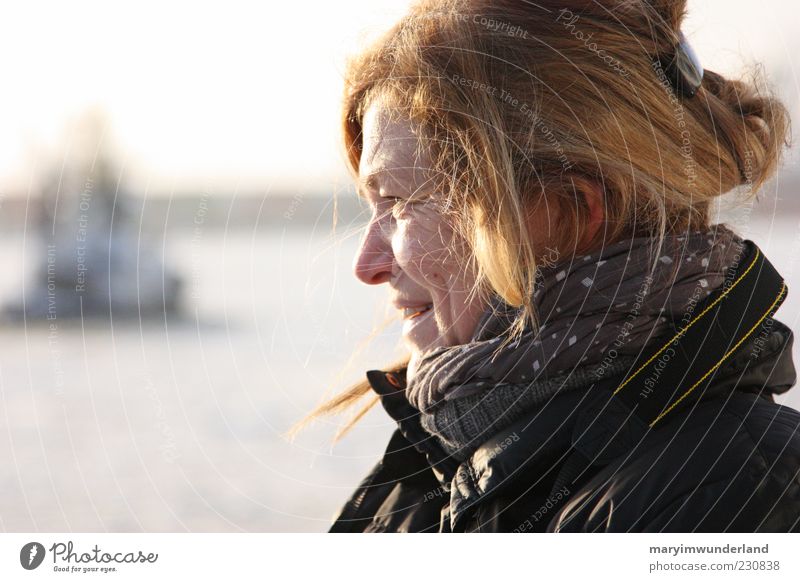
[352,99,488,371]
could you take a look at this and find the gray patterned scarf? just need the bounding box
[406,224,746,461]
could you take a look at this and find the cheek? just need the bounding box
[393,209,468,288]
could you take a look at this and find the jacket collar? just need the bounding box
[365,368,461,486]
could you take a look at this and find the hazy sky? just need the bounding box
[1,0,797,196]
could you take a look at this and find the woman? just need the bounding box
[294,0,800,532]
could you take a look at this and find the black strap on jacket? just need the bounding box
[548,239,788,500]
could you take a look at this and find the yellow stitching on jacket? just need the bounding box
[612,247,760,397]
[649,281,786,427]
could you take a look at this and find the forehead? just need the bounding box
[359,100,433,186]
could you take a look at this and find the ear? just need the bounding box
[571,177,605,254]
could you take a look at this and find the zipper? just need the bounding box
[350,484,370,513]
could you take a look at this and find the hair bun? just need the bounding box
[700,68,790,192]
[647,0,689,33]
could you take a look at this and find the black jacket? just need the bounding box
[328,240,800,532]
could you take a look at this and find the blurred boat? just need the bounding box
[2,111,183,322]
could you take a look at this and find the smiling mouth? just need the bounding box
[403,304,433,320]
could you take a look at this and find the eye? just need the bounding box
[388,196,422,215]
[381,194,409,209]
[385,193,425,206]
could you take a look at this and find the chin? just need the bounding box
[406,333,437,356]
[405,327,441,356]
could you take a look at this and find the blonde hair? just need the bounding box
[286,0,790,443]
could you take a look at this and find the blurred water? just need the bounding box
[0,226,406,532]
[1,215,799,532]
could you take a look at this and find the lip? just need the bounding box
[393,296,434,312]
[393,298,433,309]
[401,304,433,320]
[402,303,435,330]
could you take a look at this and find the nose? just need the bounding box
[353,215,394,285]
